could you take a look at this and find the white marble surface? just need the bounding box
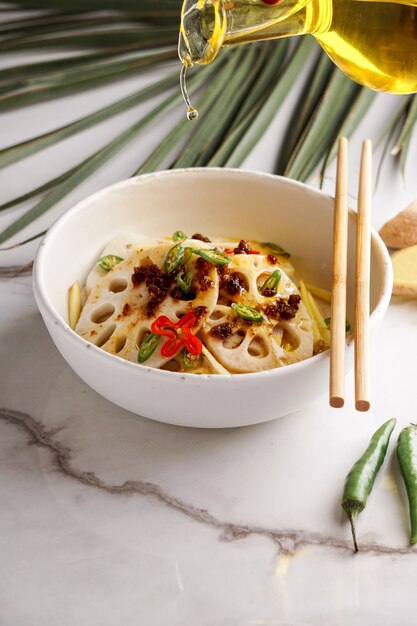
[2,37,417,626]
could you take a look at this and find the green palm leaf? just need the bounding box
[208,41,288,167]
[0,67,179,168]
[391,94,417,174]
[276,52,333,175]
[225,38,315,168]
[0,66,211,244]
[1,1,416,250]
[136,52,235,174]
[319,88,377,187]
[283,68,361,181]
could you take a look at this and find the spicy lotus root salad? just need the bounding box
[69,231,336,375]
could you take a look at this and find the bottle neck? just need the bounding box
[179,0,321,66]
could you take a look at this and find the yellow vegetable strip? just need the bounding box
[299,280,321,345]
[68,281,82,330]
[201,346,230,374]
[305,283,332,303]
[306,290,331,348]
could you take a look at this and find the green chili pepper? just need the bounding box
[342,418,396,552]
[231,302,264,323]
[397,425,417,545]
[262,242,290,258]
[324,317,351,333]
[173,230,188,243]
[193,249,231,266]
[183,350,203,369]
[138,332,160,363]
[176,269,193,294]
[165,243,184,274]
[259,269,281,295]
[97,254,124,272]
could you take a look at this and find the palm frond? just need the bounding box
[276,52,333,175]
[1,1,416,250]
[0,66,211,243]
[136,51,236,174]
[225,38,315,168]
[0,66,179,167]
[282,68,361,181]
[208,41,288,166]
[374,96,410,186]
[319,88,377,187]
[391,94,417,174]
[0,167,79,213]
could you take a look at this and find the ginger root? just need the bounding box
[379,200,417,249]
[392,244,417,296]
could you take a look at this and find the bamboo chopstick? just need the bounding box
[329,137,349,408]
[355,139,372,412]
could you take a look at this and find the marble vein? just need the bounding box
[0,262,33,278]
[1,407,416,558]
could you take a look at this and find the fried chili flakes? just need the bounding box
[233,239,252,255]
[132,263,174,317]
[193,305,208,321]
[225,273,245,296]
[264,294,301,321]
[170,285,186,301]
[195,257,214,292]
[210,322,233,339]
[217,264,228,283]
[262,287,278,298]
[217,265,245,296]
[192,233,211,242]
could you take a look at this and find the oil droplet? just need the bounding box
[180,63,199,122]
[187,107,199,121]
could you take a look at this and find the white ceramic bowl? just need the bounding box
[33,168,392,428]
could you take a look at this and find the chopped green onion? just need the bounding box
[138,332,160,363]
[259,269,281,295]
[183,350,203,369]
[97,254,124,272]
[231,302,264,323]
[165,243,184,274]
[262,242,291,258]
[173,230,188,243]
[176,269,193,294]
[324,317,351,333]
[193,249,231,265]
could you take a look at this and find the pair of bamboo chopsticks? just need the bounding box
[329,137,372,412]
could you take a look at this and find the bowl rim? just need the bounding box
[33,167,393,384]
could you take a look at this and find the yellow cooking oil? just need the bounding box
[179,0,417,113]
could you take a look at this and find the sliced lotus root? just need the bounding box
[76,241,219,368]
[201,303,313,373]
[200,255,313,373]
[84,234,231,295]
[85,232,161,295]
[218,253,298,303]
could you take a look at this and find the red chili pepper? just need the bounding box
[261,0,281,4]
[151,311,202,358]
